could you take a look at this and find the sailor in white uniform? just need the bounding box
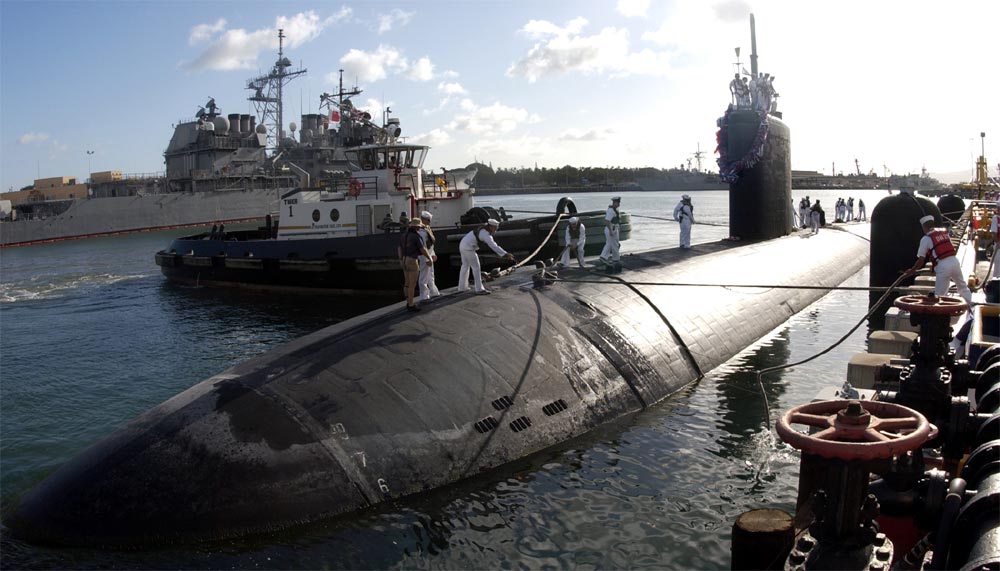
[458,218,513,294]
[904,215,973,304]
[560,216,586,268]
[600,197,622,263]
[673,194,694,248]
[417,211,440,301]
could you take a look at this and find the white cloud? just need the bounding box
[337,46,436,83]
[507,18,674,82]
[437,82,466,95]
[713,0,751,23]
[183,9,348,71]
[406,57,435,81]
[616,0,650,18]
[409,129,451,147]
[448,101,540,136]
[189,18,226,45]
[377,8,414,34]
[467,135,549,161]
[17,132,49,144]
[440,69,459,79]
[558,128,615,142]
[338,45,407,82]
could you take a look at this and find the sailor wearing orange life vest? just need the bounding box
[559,217,586,267]
[458,218,514,294]
[903,214,973,304]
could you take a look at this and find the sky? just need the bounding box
[2,0,998,192]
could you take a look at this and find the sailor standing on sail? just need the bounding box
[458,218,514,295]
[417,211,440,301]
[673,194,695,248]
[600,197,622,264]
[903,215,973,304]
[560,216,586,268]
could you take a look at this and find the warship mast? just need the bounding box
[246,29,306,150]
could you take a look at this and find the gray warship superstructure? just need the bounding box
[0,30,369,247]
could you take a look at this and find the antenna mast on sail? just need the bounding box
[749,14,758,77]
[246,29,307,150]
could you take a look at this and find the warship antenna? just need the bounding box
[749,14,758,77]
[246,28,307,150]
[691,143,705,172]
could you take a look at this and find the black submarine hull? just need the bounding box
[7,229,869,546]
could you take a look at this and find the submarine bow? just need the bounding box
[8,230,869,546]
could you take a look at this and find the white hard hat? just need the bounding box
[420,210,433,221]
[569,216,579,224]
[487,218,500,227]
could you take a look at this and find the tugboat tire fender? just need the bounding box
[556,197,577,215]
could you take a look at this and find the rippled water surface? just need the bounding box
[0,189,888,569]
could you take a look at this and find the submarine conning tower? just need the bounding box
[719,13,793,241]
[725,110,792,241]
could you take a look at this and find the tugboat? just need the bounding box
[154,121,629,293]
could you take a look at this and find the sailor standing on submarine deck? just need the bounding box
[903,214,973,304]
[458,218,514,294]
[398,218,433,312]
[417,211,440,301]
[560,216,586,268]
[673,194,695,248]
[600,196,622,263]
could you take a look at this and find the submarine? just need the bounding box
[6,21,872,547]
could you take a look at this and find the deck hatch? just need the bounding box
[491,396,514,411]
[509,416,532,433]
[474,417,499,434]
[542,399,568,416]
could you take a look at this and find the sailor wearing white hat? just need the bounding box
[559,216,586,268]
[458,218,514,294]
[600,197,622,263]
[673,194,695,248]
[903,214,972,303]
[417,211,441,301]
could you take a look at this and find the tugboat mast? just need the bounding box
[246,29,307,150]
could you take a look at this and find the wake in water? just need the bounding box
[0,272,151,303]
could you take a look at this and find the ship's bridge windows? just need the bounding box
[350,149,376,171]
[404,148,426,169]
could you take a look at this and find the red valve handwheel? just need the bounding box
[776,400,930,461]
[893,294,967,316]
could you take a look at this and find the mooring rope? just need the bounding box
[500,208,728,227]
[751,271,911,427]
[551,277,912,293]
[488,212,566,279]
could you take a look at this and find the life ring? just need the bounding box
[556,196,577,215]
[347,179,362,197]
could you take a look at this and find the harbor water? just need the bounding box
[2,189,890,569]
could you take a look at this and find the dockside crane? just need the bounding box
[855,158,861,176]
